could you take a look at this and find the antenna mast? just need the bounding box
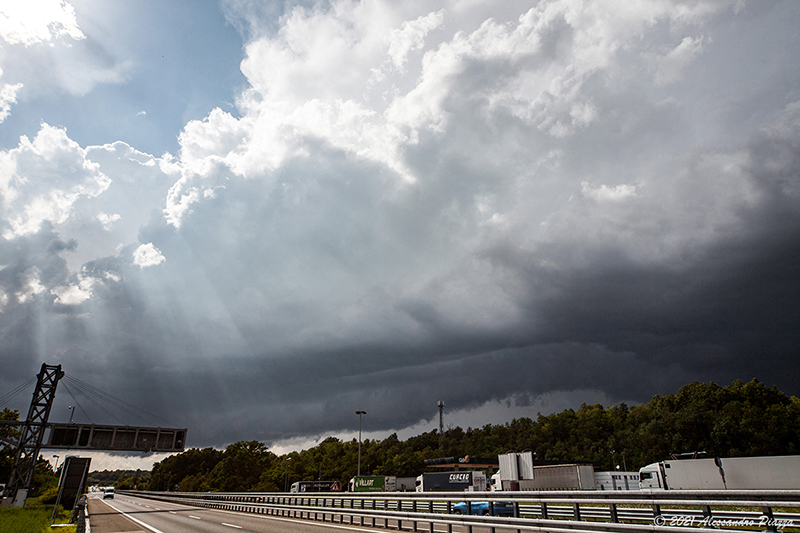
[437,401,444,447]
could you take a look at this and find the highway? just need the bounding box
[86,492,502,533]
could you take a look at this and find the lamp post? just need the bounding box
[284,457,291,492]
[52,455,60,472]
[356,411,366,476]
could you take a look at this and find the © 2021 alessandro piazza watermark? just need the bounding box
[655,515,797,529]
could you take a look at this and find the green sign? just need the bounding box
[353,476,385,492]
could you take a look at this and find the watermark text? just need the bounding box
[654,515,796,529]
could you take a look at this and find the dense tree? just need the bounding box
[136,379,799,493]
[149,447,224,491]
[0,408,20,485]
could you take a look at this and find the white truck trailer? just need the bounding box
[415,471,487,492]
[594,471,640,491]
[491,452,595,490]
[638,455,800,490]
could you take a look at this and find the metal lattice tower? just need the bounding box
[5,363,64,502]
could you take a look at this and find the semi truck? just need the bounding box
[349,476,397,492]
[638,455,800,490]
[290,480,342,492]
[491,452,595,491]
[416,471,487,492]
[348,476,417,492]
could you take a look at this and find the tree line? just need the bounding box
[146,379,800,492]
[2,379,799,495]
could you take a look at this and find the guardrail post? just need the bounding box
[762,506,778,533]
[652,503,661,521]
[609,502,618,523]
[573,502,581,521]
[701,504,712,526]
[541,502,548,519]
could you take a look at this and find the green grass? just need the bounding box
[0,506,52,533]
[0,502,77,533]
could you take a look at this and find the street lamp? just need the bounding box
[284,457,292,492]
[356,411,366,476]
[52,455,60,472]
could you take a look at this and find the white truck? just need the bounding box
[491,452,595,491]
[638,455,800,490]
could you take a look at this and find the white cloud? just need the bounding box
[167,0,742,232]
[0,0,130,98]
[0,78,22,122]
[386,10,444,72]
[15,267,45,303]
[96,212,121,230]
[133,243,165,268]
[581,181,637,202]
[0,0,85,46]
[52,278,94,305]
[1,124,110,239]
[650,35,705,85]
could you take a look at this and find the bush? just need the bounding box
[37,486,59,505]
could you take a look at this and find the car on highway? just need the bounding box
[452,500,514,516]
[103,487,115,499]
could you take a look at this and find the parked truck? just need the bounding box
[416,471,487,492]
[594,471,640,491]
[349,476,396,492]
[491,452,595,491]
[290,480,342,492]
[348,476,417,492]
[638,455,800,490]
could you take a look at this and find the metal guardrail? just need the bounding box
[121,489,800,532]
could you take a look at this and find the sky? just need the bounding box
[1,0,799,471]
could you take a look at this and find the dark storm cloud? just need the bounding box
[2,1,799,454]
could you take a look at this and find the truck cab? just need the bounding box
[638,463,665,489]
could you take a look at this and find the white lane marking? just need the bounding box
[169,511,177,514]
[121,496,400,533]
[189,515,202,519]
[222,523,243,529]
[99,499,166,533]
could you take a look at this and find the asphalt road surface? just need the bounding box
[86,492,503,533]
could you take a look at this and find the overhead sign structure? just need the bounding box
[3,363,188,508]
[46,424,186,453]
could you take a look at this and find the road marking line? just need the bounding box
[222,523,243,529]
[189,515,202,519]
[99,499,166,533]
